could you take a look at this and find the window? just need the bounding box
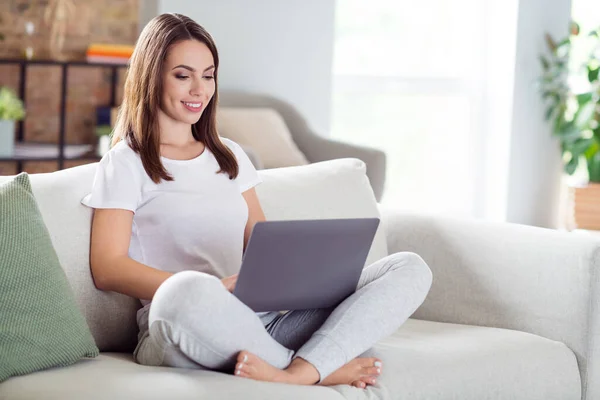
[331,0,487,217]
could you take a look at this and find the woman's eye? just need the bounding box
[203,76,215,80]
[176,75,189,80]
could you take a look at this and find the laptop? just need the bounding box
[233,218,380,312]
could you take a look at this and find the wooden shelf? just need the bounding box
[0,143,100,162]
[0,58,124,172]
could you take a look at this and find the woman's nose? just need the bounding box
[190,78,205,97]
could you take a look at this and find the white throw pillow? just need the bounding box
[256,158,388,268]
[217,107,310,169]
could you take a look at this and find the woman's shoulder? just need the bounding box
[107,139,140,161]
[100,139,143,171]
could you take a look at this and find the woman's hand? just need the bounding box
[221,274,238,293]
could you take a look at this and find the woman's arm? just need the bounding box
[242,187,266,253]
[91,187,265,299]
[89,208,173,301]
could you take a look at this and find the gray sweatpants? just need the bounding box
[133,251,433,381]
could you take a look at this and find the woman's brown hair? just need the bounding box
[111,13,238,183]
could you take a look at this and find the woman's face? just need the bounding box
[160,39,216,126]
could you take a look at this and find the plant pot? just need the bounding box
[0,119,15,157]
[570,183,600,230]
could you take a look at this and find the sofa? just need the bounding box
[218,91,387,202]
[0,157,598,400]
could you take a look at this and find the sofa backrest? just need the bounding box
[0,157,387,352]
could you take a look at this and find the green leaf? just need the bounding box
[556,121,582,142]
[555,38,571,57]
[565,154,579,175]
[568,138,595,158]
[576,91,594,105]
[584,139,600,160]
[574,101,596,128]
[588,65,599,83]
[539,55,550,70]
[556,37,571,48]
[545,105,559,121]
[545,33,557,52]
[588,153,600,182]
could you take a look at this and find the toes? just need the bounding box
[360,375,378,385]
[234,363,243,376]
[237,351,250,364]
[359,357,382,367]
[352,380,366,389]
[238,370,250,378]
[236,350,254,376]
[364,366,381,376]
[235,361,255,379]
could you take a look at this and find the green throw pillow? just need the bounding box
[0,173,99,382]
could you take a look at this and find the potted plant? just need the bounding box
[539,22,600,230]
[0,87,26,157]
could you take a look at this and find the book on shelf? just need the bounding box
[86,43,133,65]
[86,44,134,58]
[86,55,129,65]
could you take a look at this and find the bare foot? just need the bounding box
[233,351,382,389]
[320,357,382,388]
[234,351,319,385]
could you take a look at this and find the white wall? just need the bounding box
[138,0,157,33]
[506,0,572,228]
[142,0,336,135]
[479,0,519,222]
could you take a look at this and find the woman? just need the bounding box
[82,13,433,389]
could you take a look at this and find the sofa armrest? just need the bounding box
[302,135,386,202]
[379,206,600,399]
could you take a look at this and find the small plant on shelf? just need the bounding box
[0,87,26,157]
[0,87,26,121]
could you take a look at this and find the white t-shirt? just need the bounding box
[81,137,262,307]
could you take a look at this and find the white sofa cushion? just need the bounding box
[0,319,580,400]
[0,157,386,352]
[217,107,310,169]
[256,158,387,268]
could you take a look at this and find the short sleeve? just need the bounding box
[225,139,263,193]
[81,150,142,212]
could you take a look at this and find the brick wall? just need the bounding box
[0,0,139,175]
